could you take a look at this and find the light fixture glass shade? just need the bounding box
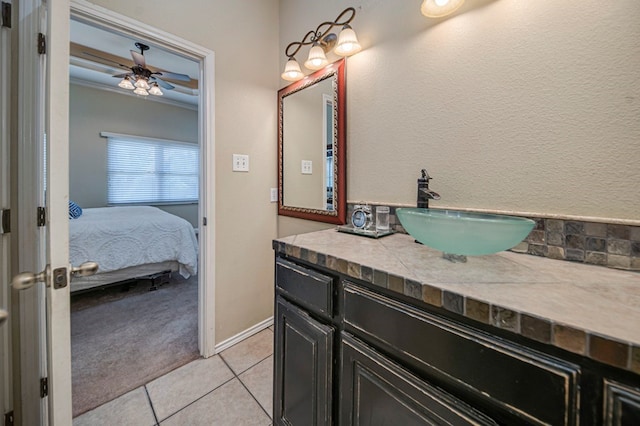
[281,58,304,82]
[135,77,151,90]
[148,83,163,96]
[133,87,149,96]
[304,44,329,70]
[334,26,362,57]
[421,0,464,18]
[118,76,135,90]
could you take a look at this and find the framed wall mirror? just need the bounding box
[278,59,346,224]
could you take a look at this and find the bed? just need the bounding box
[69,206,199,293]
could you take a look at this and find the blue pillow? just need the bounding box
[69,201,83,219]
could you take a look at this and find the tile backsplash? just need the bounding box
[515,218,640,271]
[347,203,640,272]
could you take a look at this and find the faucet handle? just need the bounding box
[420,169,432,180]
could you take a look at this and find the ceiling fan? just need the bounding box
[108,42,192,96]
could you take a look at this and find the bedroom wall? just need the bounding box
[69,84,199,227]
[86,0,279,344]
[278,0,640,236]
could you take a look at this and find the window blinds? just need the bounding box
[105,134,199,205]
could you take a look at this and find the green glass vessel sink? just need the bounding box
[396,208,535,256]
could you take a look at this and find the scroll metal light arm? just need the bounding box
[284,7,356,59]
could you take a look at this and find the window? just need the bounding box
[102,132,199,205]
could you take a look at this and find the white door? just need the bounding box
[10,0,76,424]
[1,0,15,422]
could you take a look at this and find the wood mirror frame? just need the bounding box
[278,58,346,224]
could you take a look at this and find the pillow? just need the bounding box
[69,200,83,219]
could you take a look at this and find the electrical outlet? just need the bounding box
[301,160,313,175]
[232,154,249,172]
[270,188,278,202]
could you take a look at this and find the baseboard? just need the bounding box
[214,316,274,353]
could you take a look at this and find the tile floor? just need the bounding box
[73,327,274,426]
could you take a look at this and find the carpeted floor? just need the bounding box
[71,274,199,417]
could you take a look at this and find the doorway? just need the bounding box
[68,0,216,417]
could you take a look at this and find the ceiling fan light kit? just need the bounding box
[148,83,163,96]
[117,75,135,90]
[112,42,191,97]
[134,77,151,91]
[133,86,149,96]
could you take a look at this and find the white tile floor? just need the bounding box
[73,327,274,426]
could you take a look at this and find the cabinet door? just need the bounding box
[340,333,498,426]
[343,282,580,425]
[274,296,334,426]
[604,379,640,426]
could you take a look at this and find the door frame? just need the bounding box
[69,0,217,357]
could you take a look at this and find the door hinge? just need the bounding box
[40,377,48,398]
[1,2,11,28]
[37,207,46,227]
[203,217,207,226]
[0,209,9,234]
[37,32,46,54]
[4,410,14,426]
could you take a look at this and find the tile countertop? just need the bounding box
[274,229,640,375]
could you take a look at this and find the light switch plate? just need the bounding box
[270,188,278,202]
[301,160,313,175]
[232,154,249,172]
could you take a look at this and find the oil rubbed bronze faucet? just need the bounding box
[417,168,440,208]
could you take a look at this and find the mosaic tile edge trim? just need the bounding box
[273,240,640,375]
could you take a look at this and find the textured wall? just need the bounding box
[69,84,199,226]
[279,0,640,232]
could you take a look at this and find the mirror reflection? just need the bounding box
[278,59,346,224]
[282,77,335,211]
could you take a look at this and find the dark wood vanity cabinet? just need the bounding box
[273,255,640,425]
[274,259,336,426]
[603,379,640,426]
[274,296,334,425]
[340,333,498,425]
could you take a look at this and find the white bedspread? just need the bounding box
[70,206,198,278]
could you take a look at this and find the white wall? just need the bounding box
[69,84,199,226]
[86,0,279,343]
[279,0,640,236]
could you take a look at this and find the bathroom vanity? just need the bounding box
[273,230,640,425]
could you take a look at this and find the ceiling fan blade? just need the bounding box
[151,77,175,90]
[154,71,191,82]
[130,50,146,68]
[112,73,133,79]
[81,51,131,70]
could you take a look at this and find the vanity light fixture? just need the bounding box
[281,7,362,82]
[281,58,305,82]
[421,0,465,18]
[304,42,329,71]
